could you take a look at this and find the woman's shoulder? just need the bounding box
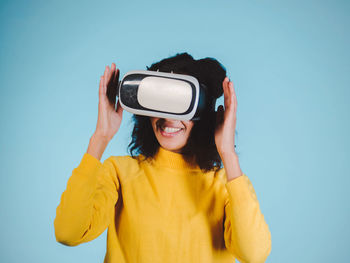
[105,154,149,176]
[107,154,145,167]
[212,166,229,184]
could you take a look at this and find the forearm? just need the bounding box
[221,151,243,182]
[87,133,110,161]
[224,174,271,262]
[54,153,103,245]
[222,153,271,261]
[54,153,119,246]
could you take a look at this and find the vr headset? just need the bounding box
[116,70,215,120]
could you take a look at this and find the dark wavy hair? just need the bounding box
[126,52,231,172]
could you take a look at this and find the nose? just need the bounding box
[156,118,182,127]
[164,118,177,122]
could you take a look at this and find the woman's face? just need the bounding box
[150,117,194,153]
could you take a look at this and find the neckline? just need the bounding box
[151,147,201,170]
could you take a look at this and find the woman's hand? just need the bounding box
[94,63,123,142]
[215,77,237,158]
[215,77,242,181]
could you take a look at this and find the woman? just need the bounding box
[54,53,271,263]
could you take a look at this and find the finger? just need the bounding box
[110,63,117,83]
[103,66,109,94]
[99,75,104,98]
[233,82,238,109]
[226,81,238,124]
[114,68,120,99]
[223,77,230,110]
[223,80,236,121]
[107,64,115,87]
[229,81,237,112]
[111,62,116,72]
[109,63,116,83]
[222,77,227,105]
[107,67,120,104]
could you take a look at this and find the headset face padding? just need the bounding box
[117,70,210,120]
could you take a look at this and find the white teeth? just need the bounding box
[162,127,182,133]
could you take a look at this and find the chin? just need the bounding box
[158,141,186,153]
[150,117,194,154]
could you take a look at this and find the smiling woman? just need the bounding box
[128,53,226,171]
[54,52,272,263]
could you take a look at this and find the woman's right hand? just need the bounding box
[94,63,123,142]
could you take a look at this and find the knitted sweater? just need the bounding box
[54,147,271,263]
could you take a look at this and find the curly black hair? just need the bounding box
[124,52,232,172]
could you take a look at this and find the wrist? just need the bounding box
[87,133,110,161]
[220,151,243,182]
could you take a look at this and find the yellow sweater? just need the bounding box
[54,147,271,263]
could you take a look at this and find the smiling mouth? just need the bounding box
[157,122,184,137]
[161,126,182,133]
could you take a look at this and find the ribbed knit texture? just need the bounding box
[54,147,271,263]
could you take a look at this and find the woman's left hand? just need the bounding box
[215,77,237,158]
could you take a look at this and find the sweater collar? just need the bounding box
[151,147,200,170]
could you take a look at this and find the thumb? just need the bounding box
[115,99,124,116]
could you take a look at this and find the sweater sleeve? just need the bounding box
[223,174,271,263]
[54,153,120,246]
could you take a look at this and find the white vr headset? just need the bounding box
[116,70,214,120]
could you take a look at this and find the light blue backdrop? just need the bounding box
[1,0,349,262]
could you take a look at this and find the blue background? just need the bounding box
[1,0,349,262]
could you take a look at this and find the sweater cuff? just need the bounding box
[75,153,103,177]
[225,174,258,206]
